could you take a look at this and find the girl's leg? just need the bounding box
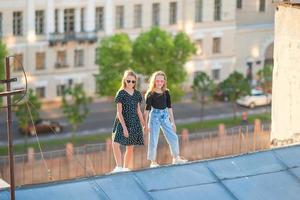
[112,141,122,167]
[160,118,180,159]
[124,145,133,169]
[147,117,161,162]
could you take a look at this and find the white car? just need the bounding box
[237,89,272,108]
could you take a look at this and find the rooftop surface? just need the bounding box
[1,144,300,200]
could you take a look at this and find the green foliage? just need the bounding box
[257,64,273,94]
[192,72,215,102]
[95,27,196,101]
[220,71,251,102]
[192,72,215,120]
[132,27,196,101]
[0,41,8,105]
[95,33,133,96]
[14,89,41,130]
[132,27,174,74]
[62,84,92,135]
[220,71,251,118]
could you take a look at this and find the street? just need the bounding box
[0,99,270,145]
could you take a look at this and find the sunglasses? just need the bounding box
[126,80,136,84]
[155,80,165,83]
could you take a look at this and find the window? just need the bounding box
[259,0,266,12]
[0,13,2,37]
[195,0,203,22]
[36,52,45,70]
[214,0,222,21]
[80,8,85,32]
[56,85,66,96]
[13,11,23,36]
[95,7,104,31]
[64,9,75,33]
[212,69,220,80]
[115,6,124,29]
[56,51,68,68]
[36,87,45,98]
[13,54,23,71]
[237,0,242,9]
[68,79,73,87]
[134,4,142,28]
[169,2,177,25]
[152,3,160,26]
[196,39,203,55]
[54,9,59,33]
[74,49,84,67]
[35,10,45,35]
[212,37,221,54]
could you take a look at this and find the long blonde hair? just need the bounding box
[118,69,138,92]
[145,71,168,98]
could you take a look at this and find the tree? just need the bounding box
[95,33,133,96]
[132,27,196,101]
[0,41,8,105]
[62,84,92,139]
[14,89,41,130]
[219,71,251,119]
[257,64,273,94]
[14,89,41,146]
[192,72,215,122]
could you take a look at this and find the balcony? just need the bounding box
[49,31,98,46]
[55,62,69,69]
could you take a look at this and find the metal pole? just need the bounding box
[5,57,15,200]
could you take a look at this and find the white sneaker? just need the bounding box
[122,168,131,172]
[150,162,160,168]
[110,166,123,173]
[172,156,188,165]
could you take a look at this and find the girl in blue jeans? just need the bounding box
[144,71,187,168]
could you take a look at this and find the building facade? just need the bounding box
[235,0,274,85]
[0,0,274,101]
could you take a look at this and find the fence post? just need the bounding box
[66,143,74,162]
[180,128,189,158]
[218,124,225,156]
[27,147,35,163]
[84,145,88,176]
[106,138,112,171]
[253,119,261,151]
[66,143,73,178]
[27,147,35,185]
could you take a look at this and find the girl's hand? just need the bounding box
[123,127,129,138]
[143,126,149,135]
[172,123,177,133]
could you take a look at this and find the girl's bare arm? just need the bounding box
[168,108,175,124]
[137,103,145,128]
[144,110,150,128]
[117,102,128,136]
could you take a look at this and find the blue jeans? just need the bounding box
[147,108,179,161]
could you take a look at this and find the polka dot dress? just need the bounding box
[112,89,144,146]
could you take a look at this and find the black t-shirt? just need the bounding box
[145,90,171,110]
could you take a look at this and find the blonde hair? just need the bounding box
[145,71,168,98]
[118,69,138,92]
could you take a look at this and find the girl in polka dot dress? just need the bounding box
[111,70,146,173]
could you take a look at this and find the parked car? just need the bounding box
[213,85,229,102]
[236,89,272,108]
[20,119,62,136]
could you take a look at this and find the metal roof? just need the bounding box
[1,144,300,200]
